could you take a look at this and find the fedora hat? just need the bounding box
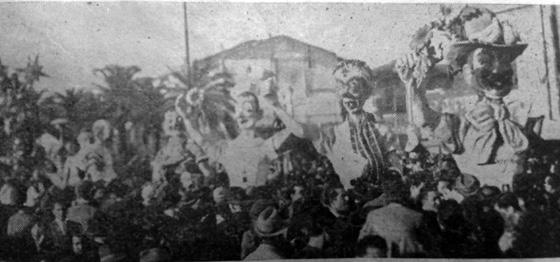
[454,173,480,197]
[254,206,288,238]
[249,199,276,220]
[139,248,171,262]
[445,6,527,70]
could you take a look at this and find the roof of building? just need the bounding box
[194,35,337,69]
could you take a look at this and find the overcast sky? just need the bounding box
[0,2,519,92]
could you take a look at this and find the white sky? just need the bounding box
[0,2,520,92]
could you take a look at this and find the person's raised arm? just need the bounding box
[262,97,304,138]
[185,138,216,186]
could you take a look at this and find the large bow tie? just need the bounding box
[463,99,528,165]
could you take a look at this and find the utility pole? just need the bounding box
[183,2,191,87]
[551,6,560,116]
[540,5,554,119]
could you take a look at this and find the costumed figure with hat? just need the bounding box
[395,6,543,187]
[316,59,401,189]
[175,82,305,190]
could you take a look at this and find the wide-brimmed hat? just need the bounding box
[445,6,527,70]
[249,199,276,220]
[454,173,480,197]
[254,206,288,238]
[139,248,171,262]
[99,245,126,262]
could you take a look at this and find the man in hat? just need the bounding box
[397,6,542,187]
[244,207,289,260]
[317,59,401,188]
[240,199,277,259]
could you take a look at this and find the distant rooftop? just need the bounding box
[193,35,337,70]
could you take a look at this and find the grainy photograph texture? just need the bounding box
[0,2,559,261]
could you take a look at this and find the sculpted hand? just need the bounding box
[395,52,419,85]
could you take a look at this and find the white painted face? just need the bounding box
[235,95,260,130]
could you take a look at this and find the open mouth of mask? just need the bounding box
[474,68,514,93]
[342,96,361,112]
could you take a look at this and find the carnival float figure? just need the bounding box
[317,59,401,189]
[175,85,304,189]
[396,6,542,186]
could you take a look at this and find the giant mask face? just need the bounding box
[235,93,262,131]
[333,60,374,116]
[336,77,370,115]
[463,48,515,99]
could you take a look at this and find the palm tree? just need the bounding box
[94,65,171,162]
[129,76,167,156]
[16,55,49,90]
[39,88,107,141]
[160,63,237,143]
[93,65,143,162]
[0,55,49,155]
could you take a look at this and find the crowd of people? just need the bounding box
[0,114,559,261]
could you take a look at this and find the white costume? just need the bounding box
[207,132,282,188]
